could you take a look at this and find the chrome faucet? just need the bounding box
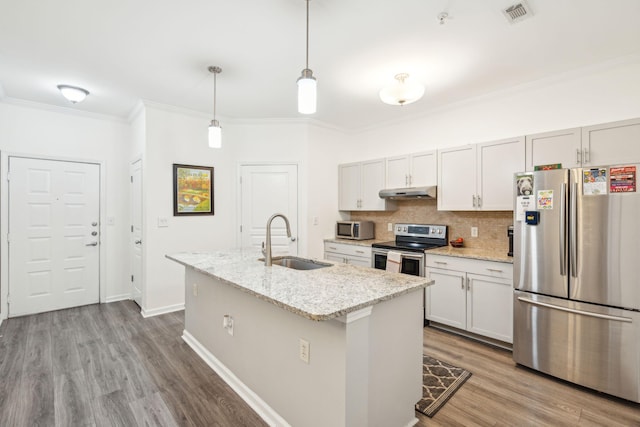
[262,213,292,266]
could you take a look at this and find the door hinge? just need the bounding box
[131,225,133,232]
[130,176,133,183]
[239,176,242,184]
[6,172,10,182]
[6,233,9,243]
[240,225,243,232]
[131,275,134,282]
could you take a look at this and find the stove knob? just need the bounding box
[403,227,408,232]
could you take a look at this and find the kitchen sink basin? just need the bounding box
[262,256,332,270]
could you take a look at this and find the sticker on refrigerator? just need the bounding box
[610,166,636,193]
[583,168,607,195]
[516,196,533,222]
[537,190,553,210]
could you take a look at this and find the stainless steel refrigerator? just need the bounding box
[513,165,640,403]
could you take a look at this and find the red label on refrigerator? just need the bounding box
[610,166,636,193]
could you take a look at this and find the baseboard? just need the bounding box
[428,322,513,351]
[404,417,419,427]
[104,294,131,303]
[141,303,184,318]
[182,330,290,427]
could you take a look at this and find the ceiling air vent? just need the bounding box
[502,2,533,24]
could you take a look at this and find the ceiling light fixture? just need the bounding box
[297,0,316,114]
[379,73,425,106]
[57,84,89,103]
[208,66,222,149]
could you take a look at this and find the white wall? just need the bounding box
[344,56,640,162]
[0,101,131,317]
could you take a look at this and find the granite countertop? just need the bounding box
[426,246,513,263]
[166,249,431,321]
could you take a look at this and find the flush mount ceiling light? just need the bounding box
[57,84,89,103]
[379,73,425,106]
[208,66,222,149]
[297,0,316,114]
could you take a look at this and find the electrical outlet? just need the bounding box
[388,222,393,231]
[313,216,319,225]
[471,227,478,237]
[299,338,310,364]
[192,283,198,297]
[223,315,234,336]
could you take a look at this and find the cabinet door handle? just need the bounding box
[461,279,464,290]
[472,195,477,207]
[477,195,482,208]
[576,148,582,164]
[355,250,365,254]
[467,277,471,291]
[486,268,503,273]
[583,147,590,163]
[434,261,447,265]
[329,246,337,250]
[409,174,413,185]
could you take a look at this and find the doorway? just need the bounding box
[8,156,101,317]
[130,159,143,308]
[239,164,298,255]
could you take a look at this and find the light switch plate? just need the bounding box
[158,217,169,227]
[471,227,478,237]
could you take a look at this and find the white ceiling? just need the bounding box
[1,0,639,130]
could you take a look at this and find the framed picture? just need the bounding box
[173,164,214,216]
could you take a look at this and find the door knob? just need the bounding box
[91,231,98,236]
[85,242,98,246]
[135,240,142,244]
[91,222,98,226]
[291,237,297,242]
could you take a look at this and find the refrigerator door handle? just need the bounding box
[570,181,578,278]
[559,182,567,276]
[517,297,633,323]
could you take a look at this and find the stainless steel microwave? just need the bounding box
[336,221,374,240]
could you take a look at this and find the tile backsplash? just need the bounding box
[350,199,513,253]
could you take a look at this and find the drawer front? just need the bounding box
[324,242,371,258]
[426,254,512,280]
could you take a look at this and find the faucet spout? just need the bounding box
[263,213,292,267]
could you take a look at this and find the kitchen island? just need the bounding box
[167,249,430,427]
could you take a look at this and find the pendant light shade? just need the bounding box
[297,69,317,114]
[208,120,222,148]
[57,84,89,103]
[379,73,424,106]
[297,0,316,114]
[208,66,222,148]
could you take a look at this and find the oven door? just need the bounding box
[372,249,424,276]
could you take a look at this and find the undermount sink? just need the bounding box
[262,256,332,270]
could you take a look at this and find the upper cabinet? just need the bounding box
[339,159,396,211]
[438,137,525,211]
[385,150,437,188]
[581,118,640,166]
[525,128,582,170]
[526,118,640,170]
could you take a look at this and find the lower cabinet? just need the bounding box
[324,242,372,268]
[425,254,513,343]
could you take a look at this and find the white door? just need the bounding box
[477,137,525,210]
[8,157,100,317]
[130,159,143,307]
[240,164,298,255]
[437,145,477,211]
[338,163,361,210]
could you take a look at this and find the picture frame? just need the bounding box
[173,164,214,216]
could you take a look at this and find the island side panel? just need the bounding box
[367,290,423,427]
[184,268,348,427]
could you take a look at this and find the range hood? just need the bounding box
[378,186,437,200]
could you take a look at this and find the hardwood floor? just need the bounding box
[419,327,640,427]
[1,301,638,426]
[0,301,267,427]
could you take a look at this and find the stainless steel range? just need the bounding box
[371,223,448,276]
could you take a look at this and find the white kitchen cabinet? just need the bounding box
[324,242,372,267]
[526,118,640,170]
[385,150,437,188]
[425,254,513,343]
[581,117,640,166]
[438,137,524,211]
[525,128,582,170]
[339,160,396,211]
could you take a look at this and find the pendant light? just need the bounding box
[379,73,424,106]
[297,0,316,114]
[208,66,222,148]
